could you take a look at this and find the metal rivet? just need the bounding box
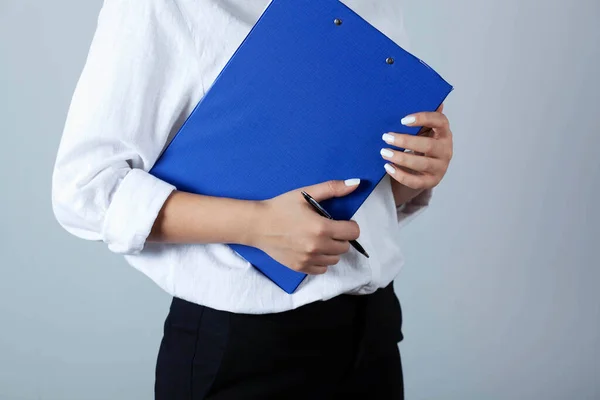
[386,57,395,65]
[334,18,342,26]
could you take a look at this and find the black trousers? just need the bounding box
[155,283,404,399]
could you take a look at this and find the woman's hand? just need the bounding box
[381,105,453,190]
[249,180,362,275]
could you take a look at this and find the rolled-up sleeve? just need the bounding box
[51,0,202,254]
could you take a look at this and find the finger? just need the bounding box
[401,111,450,137]
[311,254,342,266]
[319,238,351,256]
[301,179,361,202]
[384,163,438,190]
[382,133,443,156]
[304,266,329,275]
[327,220,360,242]
[380,148,444,174]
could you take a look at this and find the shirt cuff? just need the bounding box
[397,188,433,229]
[102,169,176,254]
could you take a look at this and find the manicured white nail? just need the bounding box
[380,148,394,158]
[401,115,416,125]
[382,133,395,144]
[384,163,396,175]
[344,178,361,186]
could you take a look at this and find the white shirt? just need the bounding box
[52,0,432,314]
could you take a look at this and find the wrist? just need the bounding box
[236,200,269,248]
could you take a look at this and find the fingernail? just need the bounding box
[382,133,395,144]
[384,163,396,175]
[401,115,416,125]
[380,148,394,158]
[344,178,361,186]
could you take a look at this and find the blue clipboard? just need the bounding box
[149,0,454,294]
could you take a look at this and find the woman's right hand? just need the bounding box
[249,179,362,275]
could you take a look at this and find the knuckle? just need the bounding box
[313,221,329,236]
[407,156,420,170]
[441,114,450,128]
[292,260,307,271]
[422,159,433,172]
[423,141,435,154]
[394,135,405,148]
[299,251,311,263]
[300,253,314,267]
[305,241,319,255]
[394,168,407,186]
[394,172,406,185]
[394,151,405,165]
[326,180,338,196]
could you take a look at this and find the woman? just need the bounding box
[52,0,453,398]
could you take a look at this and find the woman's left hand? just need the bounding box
[381,105,453,190]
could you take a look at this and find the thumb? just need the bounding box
[301,179,361,202]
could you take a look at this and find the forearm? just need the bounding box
[149,191,262,247]
[390,180,424,207]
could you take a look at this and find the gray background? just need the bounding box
[1,0,599,399]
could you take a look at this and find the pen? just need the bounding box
[301,191,369,258]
